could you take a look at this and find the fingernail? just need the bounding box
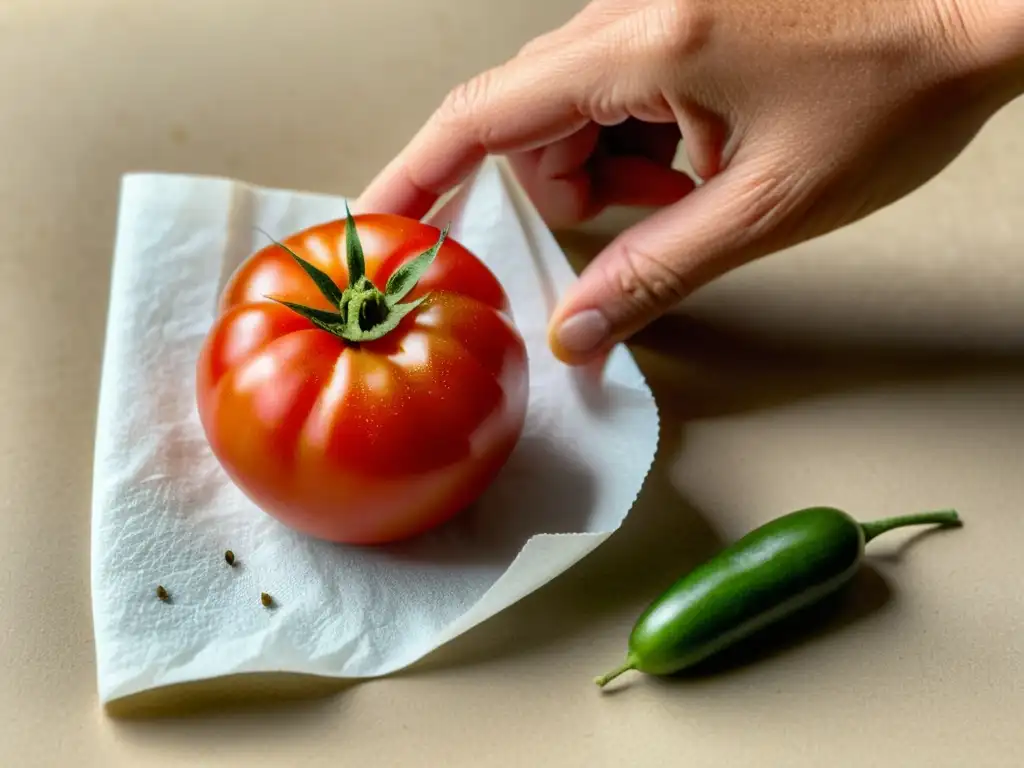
[554,309,611,358]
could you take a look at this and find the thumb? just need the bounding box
[548,160,799,364]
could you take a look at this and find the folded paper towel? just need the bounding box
[90,157,659,704]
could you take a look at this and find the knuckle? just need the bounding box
[640,0,711,61]
[439,71,494,127]
[581,1,710,124]
[437,69,507,148]
[730,165,802,241]
[608,240,691,314]
[585,88,631,126]
[516,40,538,59]
[516,32,553,59]
[579,49,653,125]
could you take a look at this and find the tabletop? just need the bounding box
[1,1,1022,766]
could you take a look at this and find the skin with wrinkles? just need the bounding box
[357,0,1024,364]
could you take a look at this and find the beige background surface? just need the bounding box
[1,0,1022,765]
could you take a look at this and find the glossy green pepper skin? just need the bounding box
[596,506,961,688]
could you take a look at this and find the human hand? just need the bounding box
[357,0,1022,364]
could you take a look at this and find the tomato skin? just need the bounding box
[195,214,529,545]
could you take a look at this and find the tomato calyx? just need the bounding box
[263,204,450,344]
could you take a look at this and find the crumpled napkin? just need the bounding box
[90,156,659,704]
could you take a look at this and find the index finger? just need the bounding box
[356,50,598,220]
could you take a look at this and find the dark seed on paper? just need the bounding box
[156,585,169,601]
[260,592,273,608]
[225,550,235,566]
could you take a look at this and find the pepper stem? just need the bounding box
[860,509,961,543]
[594,658,637,688]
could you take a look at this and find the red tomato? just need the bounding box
[195,211,529,545]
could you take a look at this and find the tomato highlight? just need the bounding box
[196,206,529,545]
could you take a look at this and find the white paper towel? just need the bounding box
[90,157,660,704]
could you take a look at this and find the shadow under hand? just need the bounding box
[557,225,1024,413]
[627,311,1024,424]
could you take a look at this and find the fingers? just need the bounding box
[548,159,798,364]
[356,50,598,220]
[507,120,691,228]
[506,123,602,227]
[535,122,603,179]
[592,154,696,208]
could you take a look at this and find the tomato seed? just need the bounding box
[156,585,169,601]
[260,592,273,608]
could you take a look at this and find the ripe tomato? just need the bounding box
[195,209,529,545]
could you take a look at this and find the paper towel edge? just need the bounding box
[89,174,153,694]
[425,384,663,651]
[97,529,616,705]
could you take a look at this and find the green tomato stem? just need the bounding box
[594,657,637,688]
[343,202,367,285]
[261,206,449,344]
[860,509,961,543]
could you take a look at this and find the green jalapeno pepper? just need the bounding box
[595,506,961,688]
